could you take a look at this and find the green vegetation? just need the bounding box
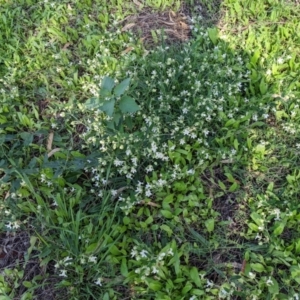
[0,0,300,299]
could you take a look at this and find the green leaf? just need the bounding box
[123,216,131,225]
[267,182,274,192]
[109,245,121,255]
[119,96,140,114]
[259,78,268,95]
[121,258,128,276]
[84,97,100,110]
[248,222,258,231]
[295,239,300,254]
[286,174,295,184]
[290,265,300,284]
[273,222,285,236]
[19,132,33,145]
[174,278,186,283]
[22,281,32,288]
[103,293,109,300]
[27,236,37,257]
[268,277,279,294]
[148,281,162,291]
[250,212,263,226]
[191,289,205,296]
[251,263,265,273]
[234,138,239,150]
[114,78,130,97]
[85,243,98,254]
[161,210,173,219]
[225,119,235,127]
[275,110,288,121]
[250,49,260,66]
[229,182,239,192]
[100,88,112,98]
[163,194,174,206]
[160,224,173,236]
[182,283,193,294]
[207,27,218,45]
[174,181,187,192]
[233,2,242,17]
[188,228,209,247]
[218,180,226,191]
[107,112,122,129]
[205,219,215,232]
[99,99,115,117]
[145,216,153,224]
[190,267,202,287]
[101,76,115,92]
[225,172,235,182]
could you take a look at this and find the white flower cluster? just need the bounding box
[78,33,257,196]
[54,256,73,278]
[130,246,174,281]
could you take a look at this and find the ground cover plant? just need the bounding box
[0,0,300,299]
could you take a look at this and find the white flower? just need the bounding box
[187,169,195,175]
[88,256,97,263]
[293,294,299,300]
[114,159,123,166]
[183,128,190,136]
[40,174,46,183]
[152,266,159,274]
[145,190,152,197]
[263,113,269,119]
[145,267,150,276]
[206,280,214,288]
[258,225,264,231]
[140,250,148,258]
[145,165,154,173]
[63,256,72,266]
[131,248,138,258]
[95,277,102,286]
[266,277,273,286]
[167,249,174,256]
[277,57,284,64]
[273,208,281,221]
[203,129,209,136]
[5,222,13,230]
[220,288,229,297]
[158,252,166,261]
[80,257,86,264]
[52,200,58,207]
[59,269,67,277]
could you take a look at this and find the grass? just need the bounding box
[0,0,300,299]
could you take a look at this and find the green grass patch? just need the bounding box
[1,0,300,299]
